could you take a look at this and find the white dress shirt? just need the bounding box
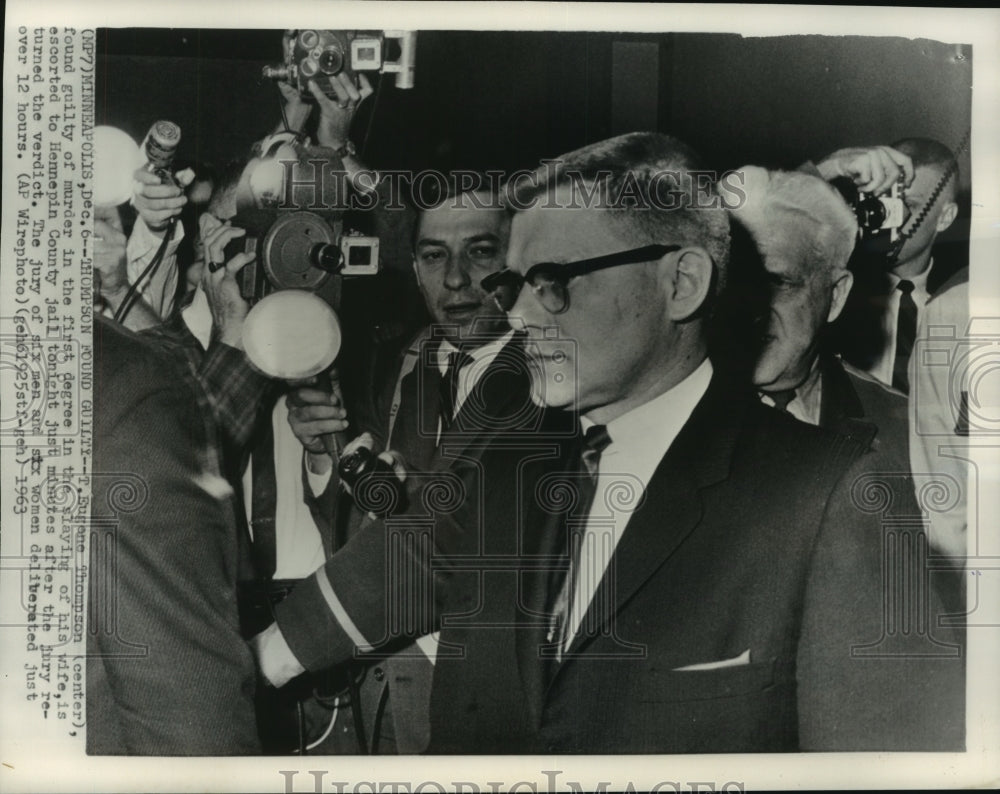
[564,358,713,651]
[759,360,823,426]
[125,215,183,319]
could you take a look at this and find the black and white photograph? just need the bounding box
[1,2,998,792]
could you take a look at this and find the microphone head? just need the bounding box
[242,290,342,380]
[94,126,143,208]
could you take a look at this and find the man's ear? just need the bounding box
[664,247,714,322]
[936,200,958,234]
[828,269,854,323]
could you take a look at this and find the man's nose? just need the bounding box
[443,256,473,289]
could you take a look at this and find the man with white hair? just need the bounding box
[729,167,909,461]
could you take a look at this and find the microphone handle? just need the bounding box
[313,369,350,456]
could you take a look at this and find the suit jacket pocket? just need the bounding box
[641,658,776,703]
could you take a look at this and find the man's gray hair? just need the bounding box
[729,166,858,278]
[504,132,731,288]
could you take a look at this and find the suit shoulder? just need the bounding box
[842,362,908,415]
[744,397,865,474]
[96,316,176,385]
[95,317,201,428]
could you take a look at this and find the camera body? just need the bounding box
[832,177,908,240]
[262,29,417,95]
[226,209,379,303]
[338,445,407,518]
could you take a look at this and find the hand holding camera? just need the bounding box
[199,213,254,348]
[817,145,914,196]
[337,432,408,519]
[821,145,913,239]
[308,73,374,150]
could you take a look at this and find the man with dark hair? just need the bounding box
[255,132,963,753]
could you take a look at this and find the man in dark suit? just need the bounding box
[256,133,964,753]
[728,165,910,463]
[88,315,259,755]
[285,185,547,752]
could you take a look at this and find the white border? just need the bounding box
[2,2,999,792]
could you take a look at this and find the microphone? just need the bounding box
[141,120,182,185]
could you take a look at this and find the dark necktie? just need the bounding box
[893,279,918,393]
[548,424,613,657]
[765,389,796,413]
[249,417,278,578]
[439,349,475,432]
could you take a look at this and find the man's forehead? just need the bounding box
[417,199,508,242]
[509,202,613,267]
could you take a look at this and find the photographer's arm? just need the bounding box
[267,31,313,137]
[126,167,195,320]
[255,435,448,687]
[309,74,377,196]
[815,145,914,195]
[197,218,275,451]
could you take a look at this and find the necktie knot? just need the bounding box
[448,349,475,374]
[765,388,796,413]
[897,279,915,296]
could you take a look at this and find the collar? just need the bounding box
[181,287,213,351]
[581,358,714,469]
[435,329,515,374]
[888,257,932,297]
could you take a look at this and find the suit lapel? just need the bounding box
[515,444,577,727]
[390,356,441,472]
[435,335,537,471]
[819,355,877,452]
[561,371,748,660]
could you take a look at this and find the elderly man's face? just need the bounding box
[506,188,673,416]
[753,248,834,392]
[413,194,511,343]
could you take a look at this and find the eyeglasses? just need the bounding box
[480,244,681,314]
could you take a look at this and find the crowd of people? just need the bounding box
[88,38,971,756]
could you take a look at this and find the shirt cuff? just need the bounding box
[305,451,334,496]
[253,623,305,687]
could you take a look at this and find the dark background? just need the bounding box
[96,29,972,186]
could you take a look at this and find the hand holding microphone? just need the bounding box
[286,372,351,457]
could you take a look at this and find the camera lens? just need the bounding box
[318,46,345,75]
[856,195,887,231]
